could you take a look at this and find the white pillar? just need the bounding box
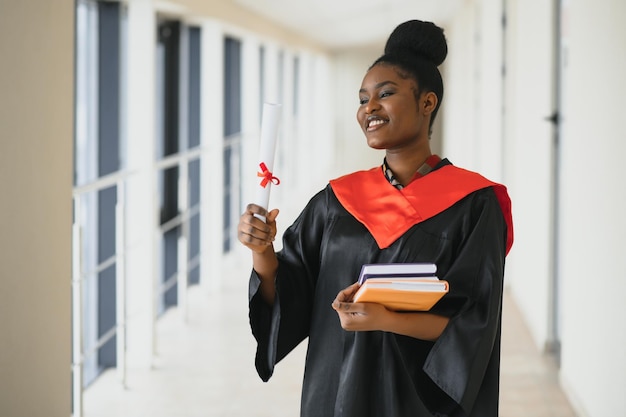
[262,42,281,107]
[558,1,626,415]
[475,0,505,181]
[280,49,295,196]
[311,54,334,187]
[442,2,478,167]
[501,0,555,349]
[200,19,225,292]
[125,0,157,369]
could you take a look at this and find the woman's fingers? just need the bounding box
[331,282,394,331]
[238,222,269,247]
[266,208,279,223]
[331,282,361,313]
[333,282,361,303]
[238,213,271,244]
[245,203,267,217]
[237,204,279,251]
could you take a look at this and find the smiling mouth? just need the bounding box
[366,116,388,131]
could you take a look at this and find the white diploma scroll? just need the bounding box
[254,103,282,222]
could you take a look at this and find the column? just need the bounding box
[125,0,158,369]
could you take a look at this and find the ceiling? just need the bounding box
[232,0,463,50]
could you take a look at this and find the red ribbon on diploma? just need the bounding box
[257,162,280,188]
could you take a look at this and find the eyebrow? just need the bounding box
[359,80,399,94]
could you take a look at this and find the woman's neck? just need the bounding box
[384,142,434,185]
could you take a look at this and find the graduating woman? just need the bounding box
[238,19,514,417]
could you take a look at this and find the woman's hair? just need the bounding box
[371,20,448,131]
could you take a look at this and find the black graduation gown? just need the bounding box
[248,162,511,417]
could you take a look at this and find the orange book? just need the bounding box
[352,279,449,312]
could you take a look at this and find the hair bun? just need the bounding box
[384,20,447,67]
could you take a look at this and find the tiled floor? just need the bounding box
[499,293,577,417]
[84,265,578,417]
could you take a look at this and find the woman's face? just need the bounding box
[356,64,430,151]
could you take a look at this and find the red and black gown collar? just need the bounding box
[382,154,442,189]
[329,161,513,254]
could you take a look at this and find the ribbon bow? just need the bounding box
[257,162,280,188]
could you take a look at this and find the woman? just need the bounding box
[238,20,513,417]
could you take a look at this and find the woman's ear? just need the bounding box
[422,91,438,116]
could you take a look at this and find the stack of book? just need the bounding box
[352,263,448,311]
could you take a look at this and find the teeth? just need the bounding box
[368,119,386,128]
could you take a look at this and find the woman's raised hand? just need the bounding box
[237,203,280,254]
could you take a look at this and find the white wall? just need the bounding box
[501,0,556,351]
[442,3,478,168]
[558,0,626,415]
[331,46,384,177]
[444,0,555,353]
[449,0,626,414]
[0,1,74,416]
[297,52,335,195]
[444,0,505,181]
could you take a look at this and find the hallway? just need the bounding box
[83,263,578,417]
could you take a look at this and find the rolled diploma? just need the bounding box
[254,103,282,222]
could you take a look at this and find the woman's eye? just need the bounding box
[359,97,369,105]
[380,90,393,98]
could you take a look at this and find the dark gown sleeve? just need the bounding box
[248,188,328,382]
[423,187,508,415]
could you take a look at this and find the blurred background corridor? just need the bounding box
[1,0,625,416]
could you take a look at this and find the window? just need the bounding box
[187,26,202,284]
[156,19,181,311]
[155,19,204,308]
[74,0,125,386]
[223,36,242,253]
[74,0,207,412]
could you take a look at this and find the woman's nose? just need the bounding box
[365,97,379,114]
